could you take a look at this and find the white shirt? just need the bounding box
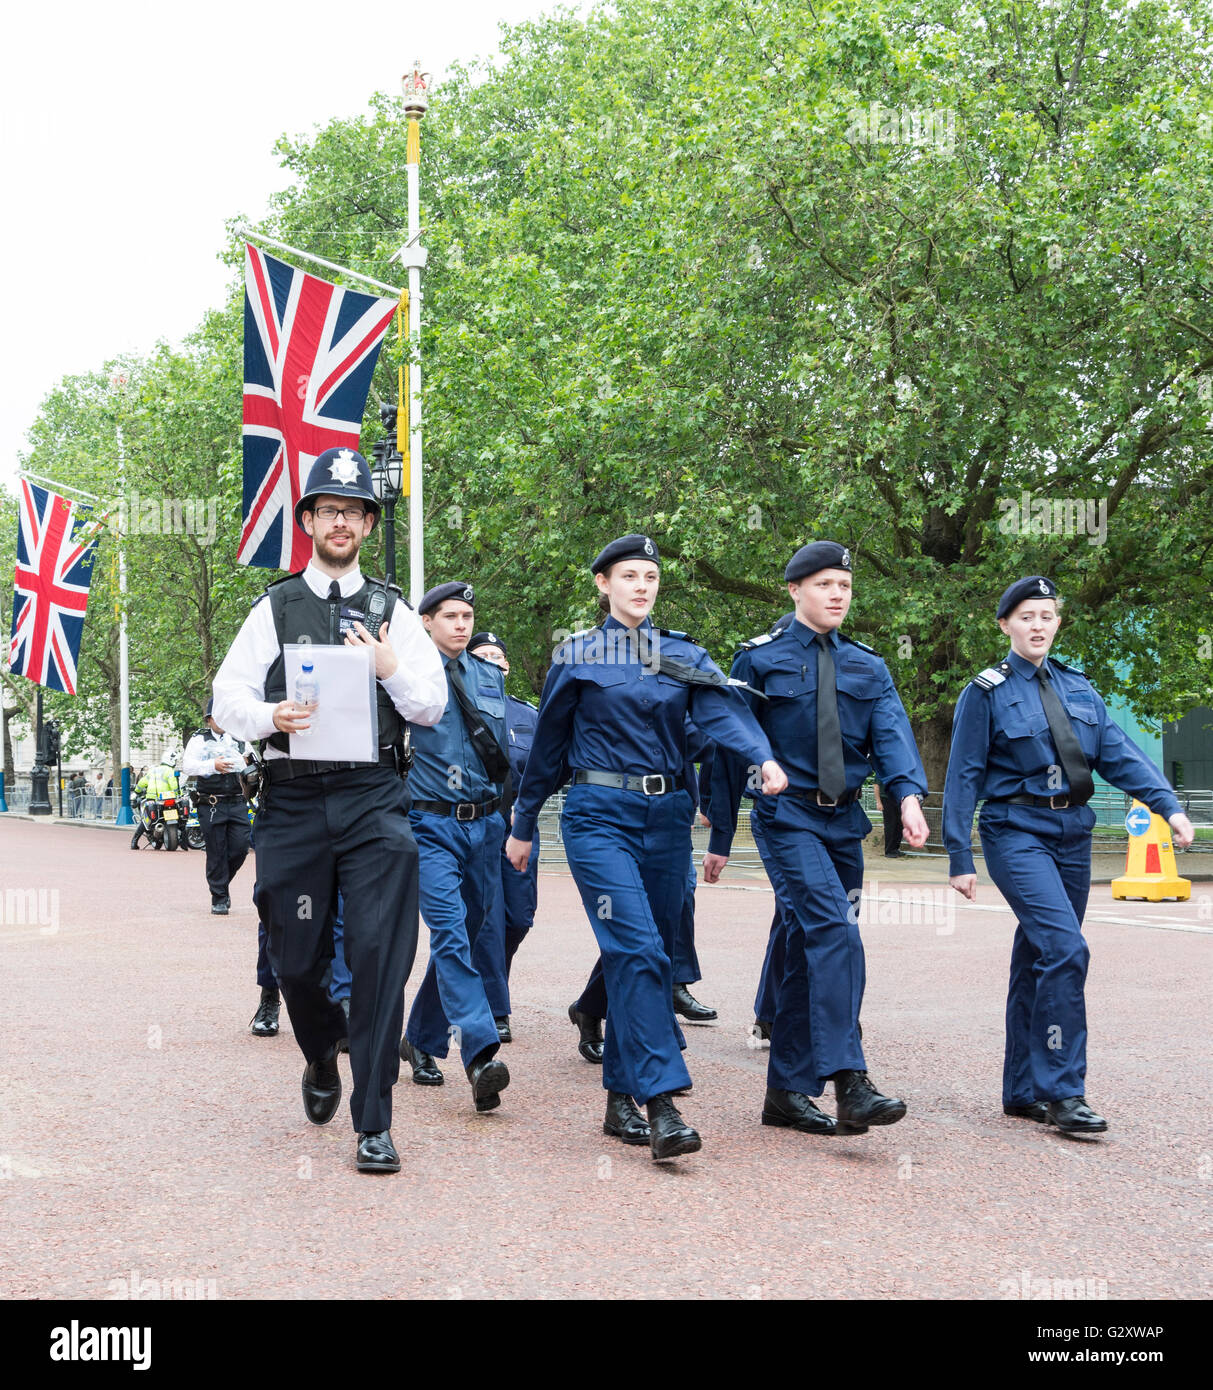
[212,562,447,756]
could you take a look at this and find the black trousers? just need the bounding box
[198,801,250,901]
[253,766,419,1133]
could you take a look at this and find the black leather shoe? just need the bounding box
[672,983,718,1023]
[1004,1102,1050,1123]
[752,1018,772,1042]
[495,1015,512,1043]
[646,1093,702,1161]
[249,989,280,1037]
[336,997,350,1054]
[603,1091,651,1144]
[211,899,229,915]
[568,1002,604,1063]
[301,1048,341,1126]
[1047,1097,1108,1135]
[356,1130,400,1173]
[400,1037,443,1086]
[762,1087,837,1135]
[833,1069,906,1134]
[466,1048,510,1112]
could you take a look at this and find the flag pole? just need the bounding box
[112,374,134,826]
[236,226,404,298]
[395,61,429,607]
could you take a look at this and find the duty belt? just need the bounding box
[990,793,1089,810]
[200,793,246,805]
[787,787,863,808]
[572,769,683,796]
[263,749,398,783]
[411,795,502,822]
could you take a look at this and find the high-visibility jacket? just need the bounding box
[146,763,178,799]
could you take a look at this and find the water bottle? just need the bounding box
[294,662,319,728]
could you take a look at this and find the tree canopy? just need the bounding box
[6,0,1213,789]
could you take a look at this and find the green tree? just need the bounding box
[257,0,1213,789]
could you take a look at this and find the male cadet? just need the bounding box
[703,542,929,1135]
[213,447,446,1174]
[465,630,539,1042]
[398,584,513,1113]
[183,699,252,914]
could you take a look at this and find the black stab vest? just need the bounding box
[263,573,402,753]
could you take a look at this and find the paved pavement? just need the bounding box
[1,816,1209,1301]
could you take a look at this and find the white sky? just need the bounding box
[0,0,564,492]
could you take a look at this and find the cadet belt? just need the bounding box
[990,793,1090,810]
[787,787,863,808]
[200,793,246,804]
[411,795,502,822]
[262,750,398,783]
[571,769,683,796]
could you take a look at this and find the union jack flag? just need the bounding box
[8,480,99,694]
[240,244,398,571]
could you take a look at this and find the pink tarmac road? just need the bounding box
[1,817,1209,1300]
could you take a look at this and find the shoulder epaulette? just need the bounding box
[1047,656,1085,677]
[972,661,1012,691]
[252,569,304,608]
[656,627,692,642]
[839,634,880,656]
[740,630,780,651]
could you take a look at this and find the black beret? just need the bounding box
[784,541,852,583]
[997,575,1058,619]
[418,580,475,616]
[468,631,507,656]
[591,533,660,575]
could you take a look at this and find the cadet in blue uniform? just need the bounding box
[505,534,787,1161]
[943,576,1194,1136]
[465,631,540,1044]
[213,447,447,1175]
[704,543,929,1136]
[398,584,513,1115]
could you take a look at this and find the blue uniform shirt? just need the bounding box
[505,694,539,784]
[942,650,1183,876]
[408,649,508,804]
[511,615,774,843]
[707,619,926,856]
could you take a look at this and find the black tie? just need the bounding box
[328,581,341,601]
[446,658,510,782]
[1036,663,1094,803]
[815,632,846,802]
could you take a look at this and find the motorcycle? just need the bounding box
[135,792,183,851]
[182,783,206,851]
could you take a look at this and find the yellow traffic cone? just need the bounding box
[1111,799,1190,901]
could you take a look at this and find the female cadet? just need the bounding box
[505,534,787,1161]
[943,576,1195,1136]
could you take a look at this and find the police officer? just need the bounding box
[183,699,253,914]
[398,585,513,1114]
[942,576,1195,1136]
[213,447,446,1174]
[465,630,539,1042]
[505,534,787,1161]
[703,542,929,1136]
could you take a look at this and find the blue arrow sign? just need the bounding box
[1125,806,1152,837]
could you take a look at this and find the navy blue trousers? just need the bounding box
[406,811,503,1068]
[576,830,698,1019]
[470,817,540,1015]
[562,783,691,1104]
[253,767,419,1133]
[752,796,868,1096]
[979,802,1095,1104]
